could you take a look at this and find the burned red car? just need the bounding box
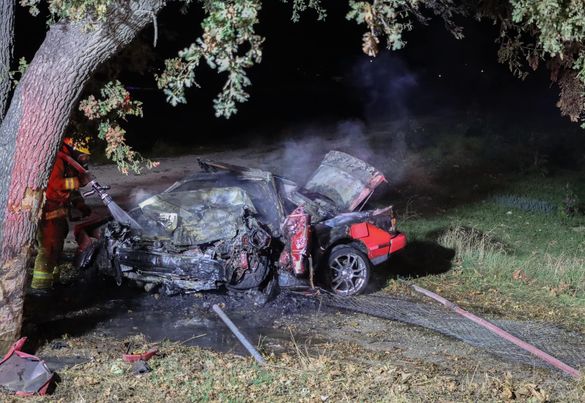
[83,151,406,296]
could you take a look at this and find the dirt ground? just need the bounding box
[18,285,584,401]
[11,141,585,401]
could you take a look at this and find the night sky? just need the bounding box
[13,1,580,153]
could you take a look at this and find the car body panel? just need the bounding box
[83,151,406,296]
[310,206,405,267]
[349,222,407,265]
[138,187,255,244]
[389,233,407,254]
[281,206,312,276]
[304,151,387,212]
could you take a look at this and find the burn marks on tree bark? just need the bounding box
[0,0,167,347]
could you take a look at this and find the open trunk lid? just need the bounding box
[304,151,386,212]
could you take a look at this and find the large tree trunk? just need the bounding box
[0,0,166,351]
[0,0,15,121]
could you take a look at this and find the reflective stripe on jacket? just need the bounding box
[44,149,81,207]
[43,207,68,220]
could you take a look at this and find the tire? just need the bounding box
[326,245,371,296]
[227,256,270,290]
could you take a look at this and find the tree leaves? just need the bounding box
[20,0,585,128]
[20,0,114,21]
[79,80,158,175]
[347,0,463,55]
[495,0,585,126]
[288,0,327,22]
[157,0,263,119]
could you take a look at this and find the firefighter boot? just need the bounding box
[31,217,68,291]
[52,265,62,284]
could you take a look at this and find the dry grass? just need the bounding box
[436,225,585,302]
[3,334,582,402]
[437,225,508,265]
[402,214,585,330]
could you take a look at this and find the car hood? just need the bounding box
[138,187,255,245]
[304,151,386,212]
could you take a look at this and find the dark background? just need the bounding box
[13,1,581,153]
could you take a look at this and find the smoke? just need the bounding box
[272,55,420,188]
[271,118,411,189]
[274,120,368,184]
[123,55,426,209]
[130,188,154,206]
[352,53,418,122]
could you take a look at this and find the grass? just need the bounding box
[7,334,582,402]
[395,171,585,330]
[10,118,585,401]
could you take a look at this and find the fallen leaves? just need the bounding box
[512,269,529,283]
[15,324,582,403]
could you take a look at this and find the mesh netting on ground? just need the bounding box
[319,293,585,373]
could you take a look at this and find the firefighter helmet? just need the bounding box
[63,136,91,155]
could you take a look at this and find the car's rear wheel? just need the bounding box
[327,246,371,296]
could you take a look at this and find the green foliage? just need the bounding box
[488,1,585,126]
[15,0,585,174]
[8,57,28,87]
[19,0,42,16]
[157,0,263,119]
[347,0,412,54]
[510,0,585,57]
[161,0,465,117]
[287,0,327,22]
[346,0,463,56]
[20,0,113,21]
[79,80,158,174]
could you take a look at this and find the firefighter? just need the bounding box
[30,138,92,293]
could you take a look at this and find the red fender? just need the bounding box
[349,222,407,264]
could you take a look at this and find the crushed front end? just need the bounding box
[92,187,275,295]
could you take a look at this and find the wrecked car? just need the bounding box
[80,151,407,296]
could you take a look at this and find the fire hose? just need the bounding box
[313,285,582,379]
[58,151,142,231]
[57,151,112,206]
[408,283,581,379]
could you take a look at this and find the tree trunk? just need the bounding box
[0,0,166,352]
[0,0,15,122]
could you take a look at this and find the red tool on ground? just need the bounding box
[122,347,159,363]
